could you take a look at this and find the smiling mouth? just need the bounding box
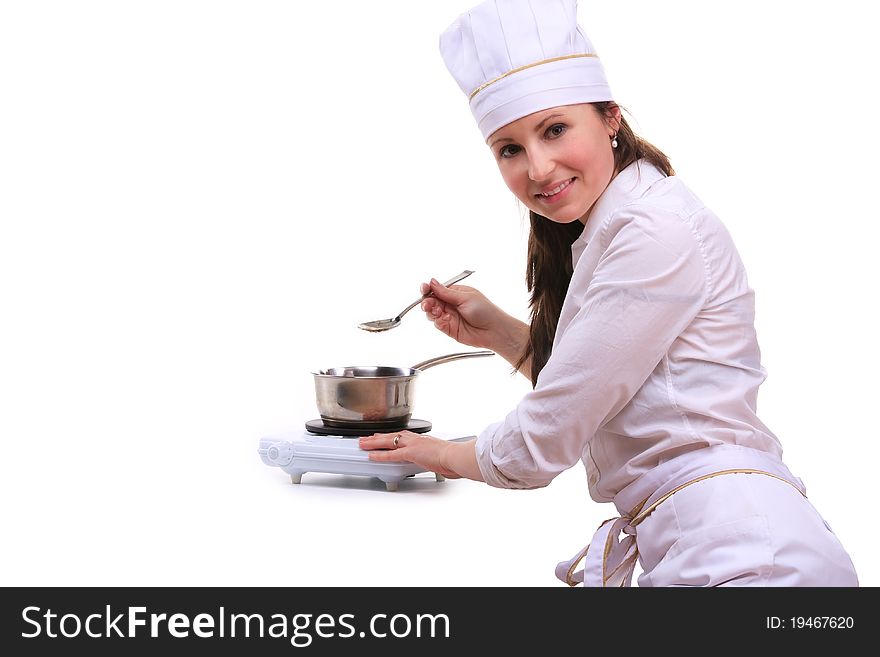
[537,178,575,198]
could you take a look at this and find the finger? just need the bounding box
[428,278,468,305]
[421,298,442,314]
[433,315,453,334]
[361,431,416,462]
[367,449,409,463]
[359,430,415,450]
[358,432,401,451]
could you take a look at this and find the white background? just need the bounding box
[1,0,877,588]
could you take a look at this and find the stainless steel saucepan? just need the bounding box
[312,350,494,430]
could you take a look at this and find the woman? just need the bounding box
[359,0,858,587]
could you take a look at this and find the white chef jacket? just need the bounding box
[475,159,783,502]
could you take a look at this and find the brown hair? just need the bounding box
[516,102,675,386]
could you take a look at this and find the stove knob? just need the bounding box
[264,441,294,466]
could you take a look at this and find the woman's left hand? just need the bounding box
[358,431,461,479]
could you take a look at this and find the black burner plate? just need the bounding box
[305,419,433,437]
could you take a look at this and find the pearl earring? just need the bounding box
[611,133,618,149]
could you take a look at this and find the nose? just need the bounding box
[527,145,555,182]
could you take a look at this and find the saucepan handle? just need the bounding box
[411,350,495,371]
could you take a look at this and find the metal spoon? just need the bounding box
[358,269,474,332]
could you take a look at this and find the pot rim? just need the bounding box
[311,367,420,379]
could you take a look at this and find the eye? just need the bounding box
[499,144,521,159]
[546,123,567,138]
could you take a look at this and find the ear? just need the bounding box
[604,104,622,134]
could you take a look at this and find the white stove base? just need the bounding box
[286,464,444,492]
[258,431,471,491]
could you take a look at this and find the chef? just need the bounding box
[360,0,858,586]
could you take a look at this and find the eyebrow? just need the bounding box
[489,113,565,149]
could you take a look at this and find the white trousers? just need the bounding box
[634,472,858,587]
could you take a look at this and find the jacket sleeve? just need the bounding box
[475,206,710,488]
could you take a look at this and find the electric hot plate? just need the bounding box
[304,418,433,437]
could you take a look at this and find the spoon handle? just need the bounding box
[440,269,475,288]
[396,269,475,319]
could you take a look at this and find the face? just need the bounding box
[488,104,620,224]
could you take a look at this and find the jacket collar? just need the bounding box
[571,159,668,263]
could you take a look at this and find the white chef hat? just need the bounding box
[440,0,613,140]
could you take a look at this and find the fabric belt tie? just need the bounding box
[555,446,808,587]
[555,515,640,587]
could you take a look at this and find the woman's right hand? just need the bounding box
[419,278,505,349]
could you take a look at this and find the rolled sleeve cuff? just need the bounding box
[475,420,553,490]
[475,421,518,488]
